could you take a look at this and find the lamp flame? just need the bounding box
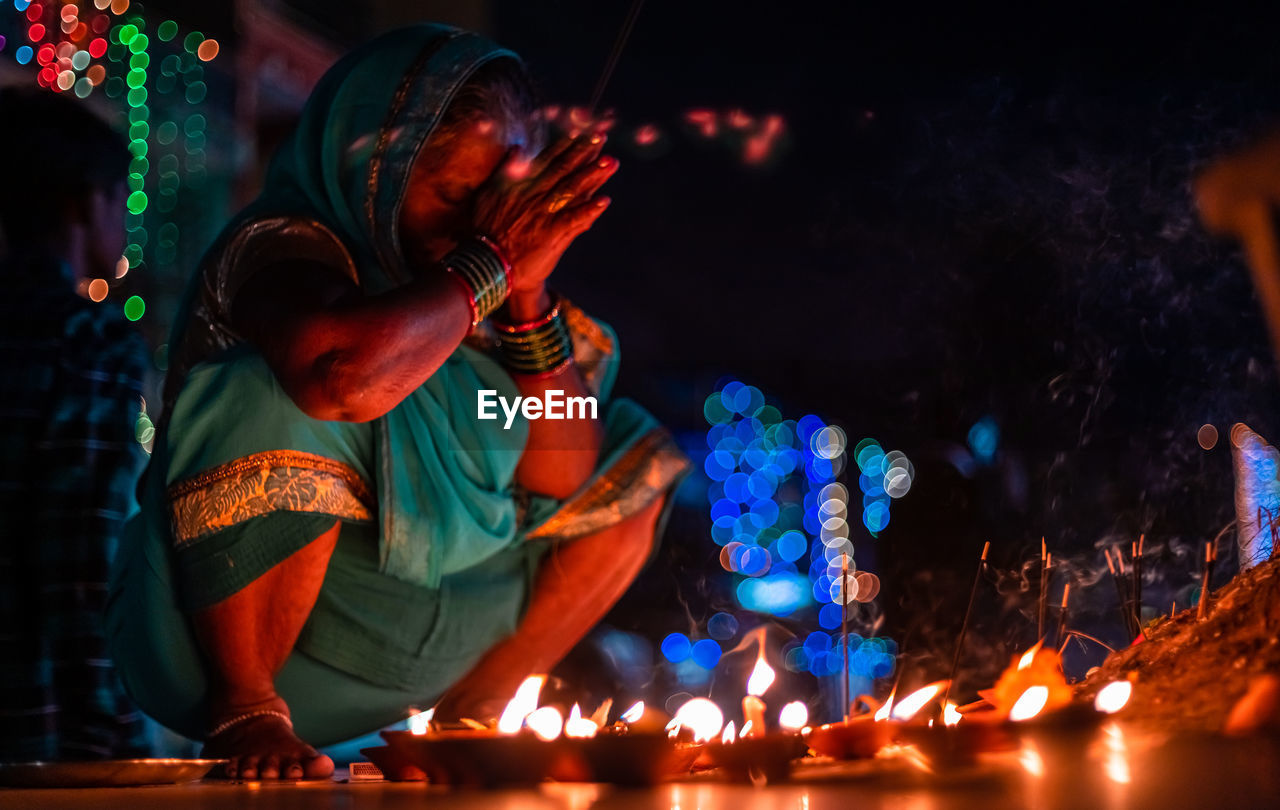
[671,697,725,743]
[497,675,545,735]
[407,708,433,735]
[778,701,809,731]
[1009,686,1050,722]
[747,654,776,697]
[943,702,961,727]
[874,691,895,722]
[1017,639,1045,671]
[565,704,599,738]
[722,721,737,745]
[1095,681,1133,714]
[525,706,564,741]
[890,681,948,722]
[621,701,645,724]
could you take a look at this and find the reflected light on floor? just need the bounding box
[1102,723,1131,785]
[1019,742,1045,778]
[540,782,601,810]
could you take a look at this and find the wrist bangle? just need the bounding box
[492,295,574,377]
[445,237,511,328]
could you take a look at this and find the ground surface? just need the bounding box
[6,736,1280,810]
[1082,555,1280,732]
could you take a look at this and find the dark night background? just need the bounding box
[11,0,1280,708]
[491,0,1280,697]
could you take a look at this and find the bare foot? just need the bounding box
[202,700,334,780]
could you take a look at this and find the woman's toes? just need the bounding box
[304,753,335,779]
[260,755,281,779]
[238,755,260,780]
[223,758,239,779]
[283,759,304,779]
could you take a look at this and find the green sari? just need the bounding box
[105,23,688,746]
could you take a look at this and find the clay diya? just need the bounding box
[380,728,558,787]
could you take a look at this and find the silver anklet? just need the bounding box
[208,709,293,738]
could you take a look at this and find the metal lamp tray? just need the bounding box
[0,758,226,788]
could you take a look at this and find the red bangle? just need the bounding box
[491,295,562,333]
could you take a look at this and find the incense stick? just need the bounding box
[1133,535,1144,627]
[589,0,647,112]
[943,541,989,706]
[1198,540,1217,620]
[841,554,850,721]
[1037,537,1048,641]
[1055,582,1071,648]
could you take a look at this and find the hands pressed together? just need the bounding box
[471,131,618,306]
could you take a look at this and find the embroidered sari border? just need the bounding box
[168,450,375,547]
[524,427,690,542]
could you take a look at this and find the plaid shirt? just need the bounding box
[0,262,150,761]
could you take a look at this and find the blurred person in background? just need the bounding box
[0,87,150,760]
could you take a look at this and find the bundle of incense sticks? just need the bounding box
[1104,547,1138,639]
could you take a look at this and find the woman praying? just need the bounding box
[106,23,687,780]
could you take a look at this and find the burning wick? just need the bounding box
[620,701,644,724]
[1009,686,1050,722]
[671,698,725,743]
[890,681,948,722]
[874,691,896,722]
[497,675,546,735]
[1018,638,1044,671]
[407,707,434,735]
[721,721,737,745]
[565,704,599,739]
[525,707,564,742]
[942,702,962,727]
[778,701,809,732]
[1095,681,1133,714]
[742,648,775,738]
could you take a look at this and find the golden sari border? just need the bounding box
[562,299,616,397]
[168,450,375,547]
[524,427,690,542]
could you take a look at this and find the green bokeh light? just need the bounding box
[157,20,178,42]
[126,191,149,214]
[123,296,146,322]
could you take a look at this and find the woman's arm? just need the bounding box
[231,262,473,423]
[500,287,604,498]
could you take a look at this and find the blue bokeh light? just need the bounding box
[691,639,723,669]
[661,632,692,663]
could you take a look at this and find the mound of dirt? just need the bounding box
[1079,556,1280,733]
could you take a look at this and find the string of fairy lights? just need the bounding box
[2,0,218,327]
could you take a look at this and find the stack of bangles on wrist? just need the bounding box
[491,295,574,377]
[444,234,511,327]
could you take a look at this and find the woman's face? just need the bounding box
[399,119,512,266]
